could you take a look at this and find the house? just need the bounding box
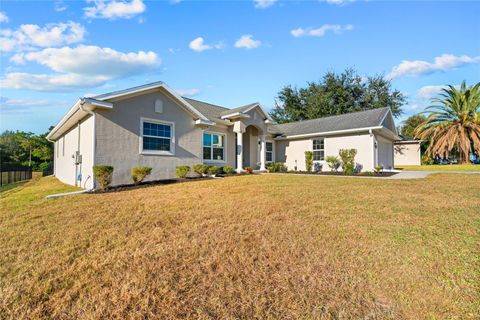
[394,137,423,166]
[46,81,400,189]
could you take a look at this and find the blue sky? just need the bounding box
[1,0,479,134]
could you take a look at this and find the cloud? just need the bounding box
[11,45,160,78]
[254,0,277,9]
[84,0,146,20]
[234,34,262,49]
[416,85,447,100]
[387,54,480,79]
[0,96,66,113]
[189,37,223,52]
[322,0,356,5]
[54,1,68,12]
[0,21,85,52]
[0,73,109,92]
[291,24,353,37]
[3,45,160,91]
[175,88,200,97]
[0,11,8,23]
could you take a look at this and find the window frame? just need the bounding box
[265,140,274,163]
[202,131,227,163]
[139,117,175,156]
[312,137,325,162]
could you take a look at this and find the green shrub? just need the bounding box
[93,165,114,191]
[38,162,50,172]
[207,166,221,175]
[244,167,253,174]
[176,165,190,178]
[192,163,209,175]
[421,154,433,165]
[359,171,375,176]
[374,165,383,173]
[339,149,357,175]
[266,162,287,173]
[304,151,313,173]
[131,166,152,184]
[325,156,340,172]
[223,166,235,174]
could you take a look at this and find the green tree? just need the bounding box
[270,68,405,123]
[415,81,480,163]
[400,114,427,139]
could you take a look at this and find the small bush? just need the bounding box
[266,162,287,173]
[176,165,190,178]
[208,166,221,175]
[304,151,313,173]
[374,165,383,174]
[421,154,433,165]
[93,165,114,191]
[339,149,357,175]
[359,171,375,176]
[131,166,152,184]
[244,167,253,174]
[192,164,209,175]
[326,156,340,172]
[223,166,235,174]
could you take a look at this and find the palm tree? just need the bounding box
[415,81,480,163]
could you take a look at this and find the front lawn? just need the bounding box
[1,174,479,319]
[396,164,480,171]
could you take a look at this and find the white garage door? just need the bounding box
[377,139,393,170]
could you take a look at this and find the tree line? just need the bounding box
[0,127,54,171]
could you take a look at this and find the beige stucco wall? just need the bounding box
[394,142,421,166]
[276,132,375,172]
[53,115,94,189]
[95,90,204,186]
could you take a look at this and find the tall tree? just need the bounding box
[270,69,405,123]
[400,114,427,139]
[415,81,480,163]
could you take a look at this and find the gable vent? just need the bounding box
[155,99,163,113]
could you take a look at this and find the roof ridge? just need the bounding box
[275,107,389,127]
[183,97,230,110]
[93,81,165,99]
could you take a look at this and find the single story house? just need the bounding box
[47,81,400,189]
[394,137,423,166]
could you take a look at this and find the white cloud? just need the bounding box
[0,11,8,23]
[175,88,200,97]
[291,24,353,37]
[234,34,262,49]
[416,85,447,99]
[11,45,160,78]
[322,0,356,5]
[84,0,146,20]
[189,37,223,52]
[0,96,66,113]
[54,1,68,12]
[0,73,109,92]
[387,54,480,79]
[3,45,160,91]
[254,0,277,9]
[0,21,85,52]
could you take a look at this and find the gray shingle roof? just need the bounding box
[184,98,259,122]
[272,108,390,136]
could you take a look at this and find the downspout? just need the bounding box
[79,98,96,191]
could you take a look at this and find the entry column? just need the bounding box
[233,121,246,173]
[259,134,266,171]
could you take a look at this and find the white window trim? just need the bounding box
[266,140,275,163]
[139,117,175,156]
[312,137,325,162]
[202,130,227,163]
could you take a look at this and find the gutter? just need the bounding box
[274,126,384,140]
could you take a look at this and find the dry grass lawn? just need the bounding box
[1,174,479,319]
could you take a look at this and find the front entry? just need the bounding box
[242,125,259,168]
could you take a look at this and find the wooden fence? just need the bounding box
[0,164,33,186]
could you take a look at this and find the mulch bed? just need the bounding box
[283,171,399,178]
[91,173,256,193]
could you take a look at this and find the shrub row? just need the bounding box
[93,165,154,190]
[176,164,236,178]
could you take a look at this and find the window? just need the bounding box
[203,132,225,161]
[141,119,173,154]
[313,138,324,161]
[266,142,273,162]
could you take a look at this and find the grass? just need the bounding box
[1,174,479,319]
[396,164,480,171]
